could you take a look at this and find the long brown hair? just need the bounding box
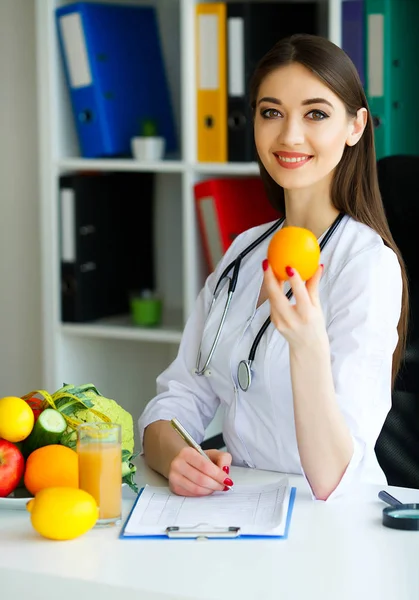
[249,33,409,385]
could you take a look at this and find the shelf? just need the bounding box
[56,158,186,173]
[60,310,184,344]
[56,159,261,175]
[55,159,263,178]
[192,162,260,175]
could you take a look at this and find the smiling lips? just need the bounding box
[274,151,313,169]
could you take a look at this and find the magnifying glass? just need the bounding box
[379,490,419,531]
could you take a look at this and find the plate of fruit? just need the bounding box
[2,486,33,510]
[0,385,139,510]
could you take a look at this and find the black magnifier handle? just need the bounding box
[378,490,403,507]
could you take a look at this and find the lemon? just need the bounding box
[26,487,98,540]
[0,396,34,442]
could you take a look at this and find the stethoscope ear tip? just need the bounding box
[204,369,211,377]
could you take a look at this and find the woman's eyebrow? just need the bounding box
[257,96,282,106]
[257,96,334,108]
[301,97,334,108]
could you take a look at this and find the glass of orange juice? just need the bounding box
[77,423,122,527]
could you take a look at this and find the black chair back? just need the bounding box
[375,155,419,489]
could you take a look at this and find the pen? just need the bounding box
[170,417,211,462]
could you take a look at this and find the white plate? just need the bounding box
[0,484,128,511]
[0,488,33,511]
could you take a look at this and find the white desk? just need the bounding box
[1,459,419,600]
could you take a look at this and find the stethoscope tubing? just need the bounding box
[195,290,234,376]
[245,212,344,363]
[194,221,284,377]
[214,220,285,297]
[195,212,345,388]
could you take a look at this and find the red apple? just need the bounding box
[24,396,45,423]
[0,439,25,497]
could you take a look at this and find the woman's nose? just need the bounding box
[276,117,305,146]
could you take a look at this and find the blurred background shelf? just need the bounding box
[192,162,260,175]
[60,310,183,344]
[56,158,186,173]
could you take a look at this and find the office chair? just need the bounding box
[375,155,419,489]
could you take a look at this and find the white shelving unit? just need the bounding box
[35,0,344,446]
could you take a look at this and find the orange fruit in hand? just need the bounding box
[267,226,320,281]
[24,444,78,496]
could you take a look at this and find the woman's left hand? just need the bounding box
[262,261,328,349]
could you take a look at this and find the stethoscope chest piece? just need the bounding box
[382,504,419,530]
[237,360,252,391]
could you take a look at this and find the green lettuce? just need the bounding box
[51,383,139,493]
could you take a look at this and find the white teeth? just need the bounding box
[276,155,310,163]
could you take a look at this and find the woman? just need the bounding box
[138,34,408,501]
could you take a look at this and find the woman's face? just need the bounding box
[254,63,356,192]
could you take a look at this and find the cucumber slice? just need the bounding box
[22,408,67,457]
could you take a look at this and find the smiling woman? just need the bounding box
[254,63,366,201]
[139,34,409,503]
[255,91,333,171]
[249,35,409,381]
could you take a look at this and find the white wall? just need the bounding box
[0,0,42,395]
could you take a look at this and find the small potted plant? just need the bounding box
[130,289,162,327]
[131,118,165,161]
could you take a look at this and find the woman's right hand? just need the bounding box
[168,447,233,497]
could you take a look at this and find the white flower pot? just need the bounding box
[131,136,165,161]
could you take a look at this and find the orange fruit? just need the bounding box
[24,444,78,496]
[267,226,320,281]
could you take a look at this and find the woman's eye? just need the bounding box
[260,108,281,119]
[306,110,329,121]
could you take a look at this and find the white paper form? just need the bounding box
[123,479,291,537]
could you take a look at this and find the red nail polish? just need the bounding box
[222,465,230,474]
[285,266,295,277]
[262,259,269,271]
[223,477,234,486]
[223,486,230,491]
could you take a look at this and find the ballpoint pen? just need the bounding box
[170,417,211,461]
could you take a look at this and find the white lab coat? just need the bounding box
[138,215,402,500]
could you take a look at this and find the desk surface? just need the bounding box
[1,459,419,600]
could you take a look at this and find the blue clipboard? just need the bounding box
[119,486,297,541]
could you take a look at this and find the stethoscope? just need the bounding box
[194,212,345,391]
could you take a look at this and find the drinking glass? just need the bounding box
[77,422,122,527]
